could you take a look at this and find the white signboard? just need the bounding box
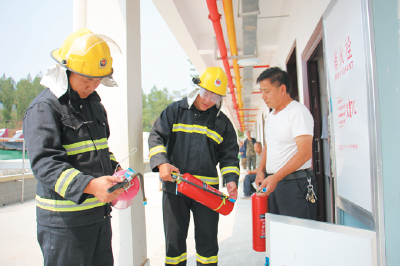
[323,0,372,212]
[265,214,377,266]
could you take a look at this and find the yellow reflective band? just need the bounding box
[55,168,80,197]
[172,124,223,144]
[149,145,167,159]
[196,253,218,264]
[165,253,187,265]
[36,195,106,212]
[94,138,108,150]
[194,175,219,185]
[110,153,116,162]
[63,138,108,156]
[220,166,240,176]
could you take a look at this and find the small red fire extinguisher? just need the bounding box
[252,192,268,252]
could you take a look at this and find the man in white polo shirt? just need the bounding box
[255,67,317,220]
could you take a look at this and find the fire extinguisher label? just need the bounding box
[260,214,265,219]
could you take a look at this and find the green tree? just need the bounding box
[32,75,46,97]
[188,59,199,86]
[15,75,46,120]
[0,74,16,121]
[142,85,185,132]
[142,89,153,132]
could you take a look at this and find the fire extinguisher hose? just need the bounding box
[172,173,236,203]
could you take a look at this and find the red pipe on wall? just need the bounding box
[206,0,243,131]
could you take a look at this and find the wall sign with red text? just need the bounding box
[323,0,372,213]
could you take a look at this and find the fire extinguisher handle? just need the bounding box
[256,187,267,193]
[107,179,129,193]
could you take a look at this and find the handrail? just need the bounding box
[1,137,152,204]
[0,136,27,203]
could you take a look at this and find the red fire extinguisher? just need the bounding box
[252,192,268,252]
[172,172,235,216]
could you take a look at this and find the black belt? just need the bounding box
[279,168,314,181]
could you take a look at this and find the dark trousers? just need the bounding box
[163,191,219,265]
[268,172,318,220]
[247,156,257,171]
[37,217,113,266]
[243,173,257,196]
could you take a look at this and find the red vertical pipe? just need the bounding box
[206,0,243,131]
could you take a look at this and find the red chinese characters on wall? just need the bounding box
[337,96,357,128]
[333,36,354,81]
[333,51,338,72]
[339,144,358,151]
[345,36,352,60]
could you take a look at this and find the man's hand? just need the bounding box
[254,171,265,190]
[158,163,179,182]
[84,175,125,203]
[256,174,279,197]
[226,181,238,200]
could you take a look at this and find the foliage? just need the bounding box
[15,75,46,120]
[0,74,16,121]
[188,59,199,86]
[0,73,45,130]
[237,130,244,138]
[142,85,186,132]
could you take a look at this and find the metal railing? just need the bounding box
[0,137,28,203]
[1,136,153,204]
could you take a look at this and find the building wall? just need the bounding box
[0,175,37,206]
[255,0,330,136]
[253,0,400,263]
[371,0,400,265]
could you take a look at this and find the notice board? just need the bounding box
[323,0,373,213]
[265,214,377,266]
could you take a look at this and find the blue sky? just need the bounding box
[0,0,196,95]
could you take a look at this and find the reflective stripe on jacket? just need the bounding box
[148,97,239,194]
[23,87,119,228]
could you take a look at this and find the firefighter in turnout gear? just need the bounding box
[149,67,240,265]
[23,28,124,266]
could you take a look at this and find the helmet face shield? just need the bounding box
[65,33,122,60]
[199,87,222,104]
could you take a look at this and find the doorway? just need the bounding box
[307,41,335,222]
[286,47,299,101]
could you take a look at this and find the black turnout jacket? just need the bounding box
[23,86,119,228]
[148,97,239,194]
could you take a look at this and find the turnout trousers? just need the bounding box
[37,217,113,266]
[163,191,219,266]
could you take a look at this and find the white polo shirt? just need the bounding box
[264,100,314,174]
